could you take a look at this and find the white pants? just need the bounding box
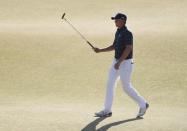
[104,59,146,112]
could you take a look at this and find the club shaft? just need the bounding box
[64,18,94,48]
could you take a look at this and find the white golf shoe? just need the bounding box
[95,110,112,117]
[136,103,149,118]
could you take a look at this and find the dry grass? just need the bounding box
[0,0,187,131]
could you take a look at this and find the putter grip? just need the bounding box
[87,41,94,49]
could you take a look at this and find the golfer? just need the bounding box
[94,13,149,118]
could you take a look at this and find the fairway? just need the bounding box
[0,0,187,131]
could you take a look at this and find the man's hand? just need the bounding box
[94,47,101,53]
[114,61,121,70]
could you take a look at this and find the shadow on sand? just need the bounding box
[81,117,143,131]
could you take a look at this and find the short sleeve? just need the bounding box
[112,39,116,46]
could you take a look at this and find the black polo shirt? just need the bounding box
[113,26,133,60]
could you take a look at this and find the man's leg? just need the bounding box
[119,59,147,108]
[104,60,119,112]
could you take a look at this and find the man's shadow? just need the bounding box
[81,117,143,131]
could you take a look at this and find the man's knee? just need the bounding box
[121,79,131,86]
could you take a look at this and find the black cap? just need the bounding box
[111,13,127,21]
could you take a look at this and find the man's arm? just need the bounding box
[118,45,132,63]
[94,45,114,53]
[114,45,133,69]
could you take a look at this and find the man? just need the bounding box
[93,13,149,118]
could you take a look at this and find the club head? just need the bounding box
[62,13,66,19]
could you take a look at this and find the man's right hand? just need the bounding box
[94,47,101,53]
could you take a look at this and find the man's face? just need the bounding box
[115,19,125,28]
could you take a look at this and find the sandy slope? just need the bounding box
[0,0,187,131]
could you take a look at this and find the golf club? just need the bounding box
[61,13,95,49]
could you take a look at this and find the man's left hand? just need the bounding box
[114,62,121,70]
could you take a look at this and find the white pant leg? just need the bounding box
[119,59,146,108]
[104,60,119,112]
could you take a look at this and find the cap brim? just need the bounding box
[111,17,115,20]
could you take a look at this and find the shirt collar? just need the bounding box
[117,26,127,31]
